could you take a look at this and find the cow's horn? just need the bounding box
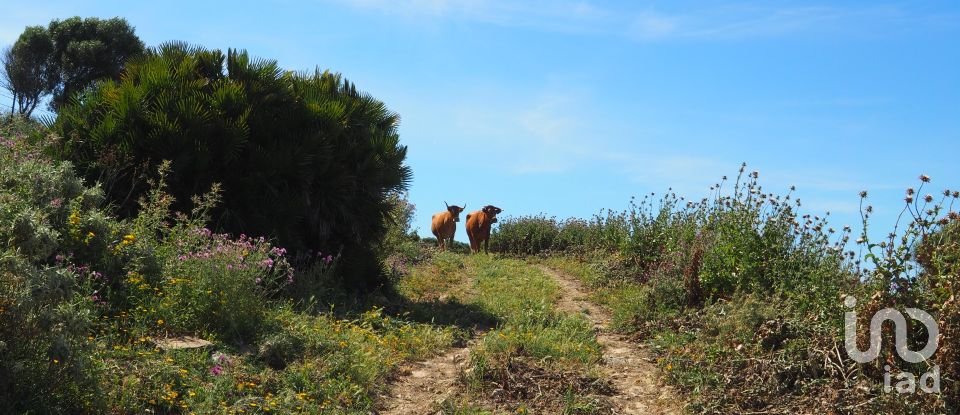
[445,201,450,209]
[462,203,466,210]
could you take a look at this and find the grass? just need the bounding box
[83,304,459,413]
[397,253,603,371]
[469,256,601,369]
[396,251,472,303]
[395,251,611,413]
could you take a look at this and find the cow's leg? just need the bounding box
[433,230,442,249]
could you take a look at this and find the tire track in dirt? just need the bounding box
[377,337,476,415]
[540,266,683,415]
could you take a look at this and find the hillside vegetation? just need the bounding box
[2,16,957,413]
[0,116,453,413]
[490,166,959,414]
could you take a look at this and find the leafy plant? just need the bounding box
[55,42,411,288]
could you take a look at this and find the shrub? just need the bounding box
[0,116,104,412]
[379,191,429,279]
[55,42,411,289]
[552,168,960,413]
[1,116,460,413]
[490,215,601,256]
[605,272,686,334]
[490,215,562,255]
[497,167,854,303]
[114,162,296,342]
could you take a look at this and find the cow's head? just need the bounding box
[445,201,466,222]
[483,205,502,223]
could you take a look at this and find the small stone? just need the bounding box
[152,336,212,350]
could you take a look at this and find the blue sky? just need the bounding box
[3,1,959,243]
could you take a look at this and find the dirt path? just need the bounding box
[540,266,683,415]
[377,338,473,414]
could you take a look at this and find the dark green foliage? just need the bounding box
[0,119,457,413]
[55,43,411,288]
[47,17,145,110]
[2,27,56,115]
[2,17,144,115]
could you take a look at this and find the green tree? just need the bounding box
[1,27,56,116]
[47,17,145,110]
[56,42,412,289]
[1,17,144,115]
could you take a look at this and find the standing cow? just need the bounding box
[465,205,502,254]
[431,202,465,250]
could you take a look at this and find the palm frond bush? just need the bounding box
[55,43,411,288]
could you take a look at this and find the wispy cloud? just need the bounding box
[329,0,958,41]
[330,0,612,34]
[624,4,931,41]
[443,83,598,175]
[626,6,844,41]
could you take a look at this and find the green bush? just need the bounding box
[0,116,104,412]
[605,272,686,334]
[0,118,303,409]
[109,162,297,342]
[546,167,960,413]
[55,42,411,288]
[497,168,853,303]
[490,215,561,255]
[1,115,464,413]
[490,215,602,255]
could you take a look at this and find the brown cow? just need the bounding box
[465,205,502,254]
[431,202,465,250]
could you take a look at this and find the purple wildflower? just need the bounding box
[209,364,224,376]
